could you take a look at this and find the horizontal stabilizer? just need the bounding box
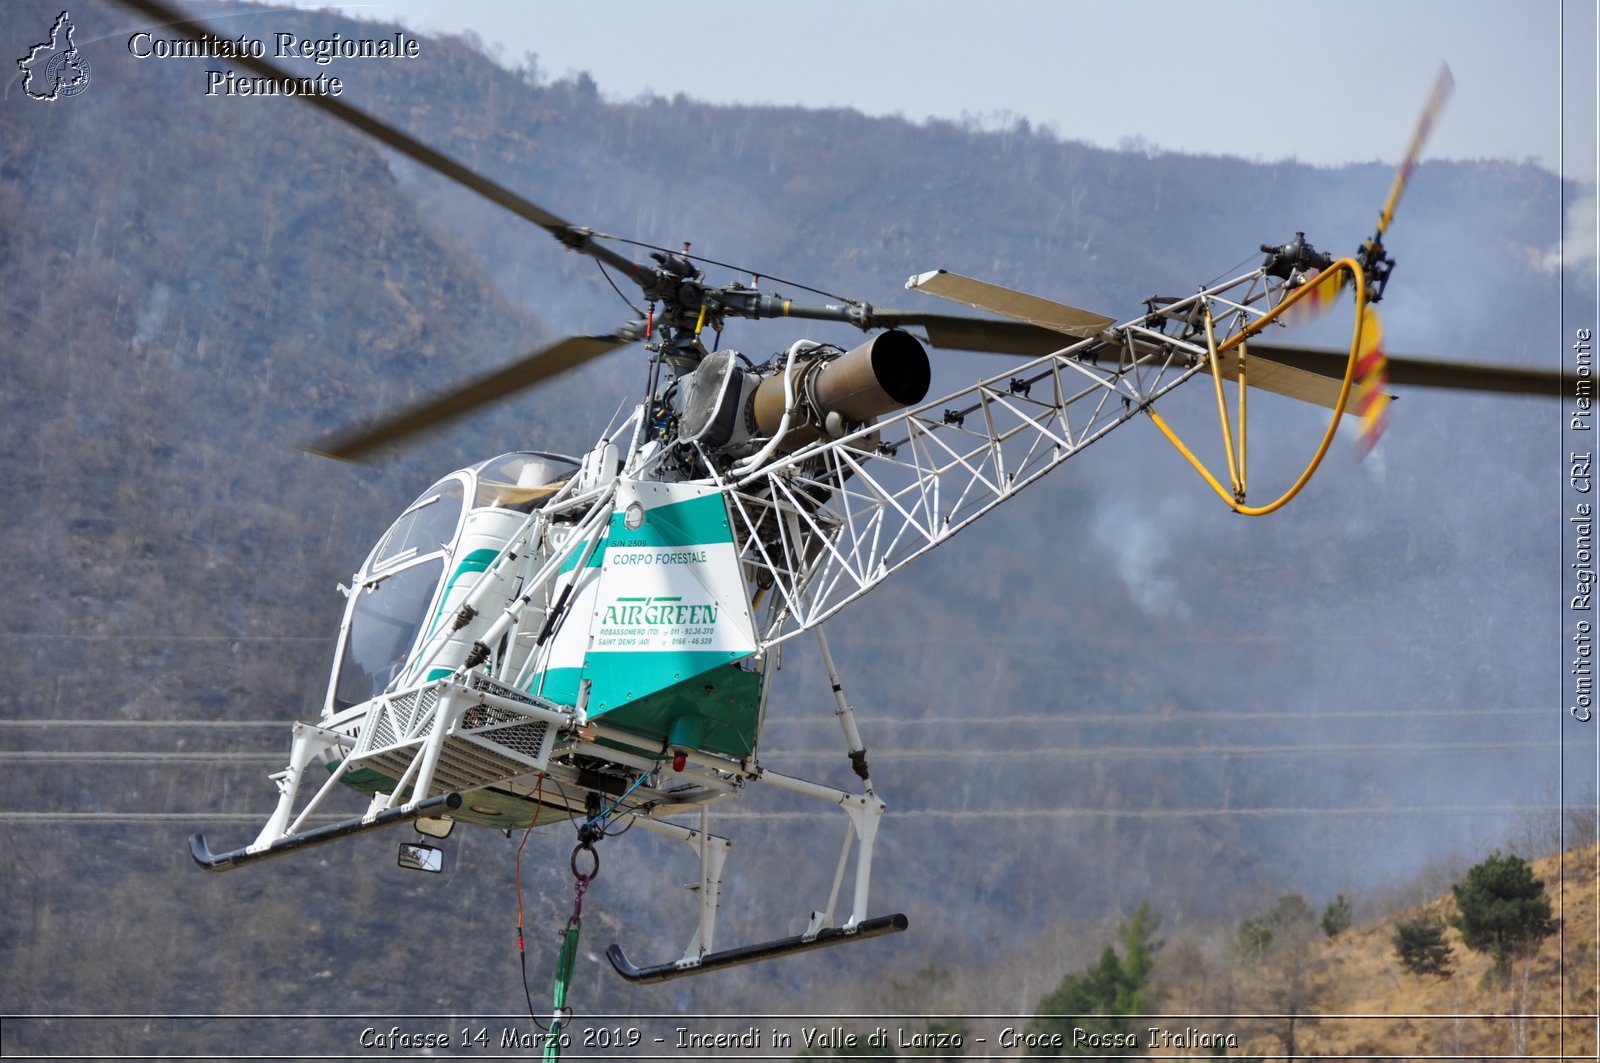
[1212,345,1361,410]
[906,270,1115,339]
[606,912,908,983]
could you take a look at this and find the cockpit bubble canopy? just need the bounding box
[471,451,578,510]
[327,453,577,715]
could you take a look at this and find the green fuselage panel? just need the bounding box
[576,481,763,756]
[594,661,764,759]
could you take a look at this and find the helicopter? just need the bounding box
[125,0,1573,987]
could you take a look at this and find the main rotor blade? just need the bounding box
[1247,342,1574,398]
[866,310,1074,356]
[313,333,634,462]
[905,269,1116,339]
[114,0,647,285]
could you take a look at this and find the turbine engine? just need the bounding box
[678,329,931,457]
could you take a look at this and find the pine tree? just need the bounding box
[1319,894,1352,938]
[1027,901,1163,1057]
[1448,853,1558,980]
[1392,915,1454,977]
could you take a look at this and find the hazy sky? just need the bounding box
[283,0,1598,180]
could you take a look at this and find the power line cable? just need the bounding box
[0,803,1564,825]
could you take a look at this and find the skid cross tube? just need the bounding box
[188,792,463,871]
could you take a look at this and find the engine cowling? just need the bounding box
[676,329,932,460]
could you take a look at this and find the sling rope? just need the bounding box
[543,837,598,1062]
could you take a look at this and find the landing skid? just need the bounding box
[188,792,463,871]
[606,913,908,984]
[603,628,901,982]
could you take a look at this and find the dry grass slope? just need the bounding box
[1158,845,1597,1060]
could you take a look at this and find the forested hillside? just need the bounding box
[0,0,1589,1052]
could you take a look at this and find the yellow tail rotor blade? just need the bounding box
[1281,265,1349,326]
[1376,64,1455,238]
[1354,305,1391,455]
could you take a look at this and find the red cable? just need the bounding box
[515,776,545,948]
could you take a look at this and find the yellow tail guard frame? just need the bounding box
[1147,259,1373,517]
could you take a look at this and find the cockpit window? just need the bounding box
[333,557,445,712]
[375,478,464,568]
[473,452,578,510]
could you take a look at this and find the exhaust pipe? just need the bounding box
[752,329,931,439]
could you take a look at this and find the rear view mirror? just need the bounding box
[414,815,456,839]
[397,842,444,873]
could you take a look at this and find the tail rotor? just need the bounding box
[1360,63,1456,302]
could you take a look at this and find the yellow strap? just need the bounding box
[1149,259,1369,517]
[1237,339,1247,493]
[1203,309,1242,497]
